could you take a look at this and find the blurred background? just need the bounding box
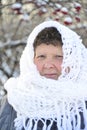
[0,0,87,97]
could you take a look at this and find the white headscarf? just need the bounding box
[4,21,87,130]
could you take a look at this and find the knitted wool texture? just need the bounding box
[5,21,87,130]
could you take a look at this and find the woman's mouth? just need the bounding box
[44,73,58,80]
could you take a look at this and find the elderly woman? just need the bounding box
[0,21,87,130]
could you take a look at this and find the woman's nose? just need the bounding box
[44,61,54,69]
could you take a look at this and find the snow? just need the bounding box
[74,2,81,8]
[12,3,22,9]
[41,7,47,13]
[61,7,68,12]
[56,3,62,9]
[64,17,72,23]
[20,14,29,21]
[61,7,68,14]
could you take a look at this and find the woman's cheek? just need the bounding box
[35,61,43,73]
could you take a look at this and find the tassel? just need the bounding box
[56,109,63,130]
[47,119,53,130]
[33,119,38,130]
[55,101,62,130]
[25,118,33,130]
[74,101,80,130]
[62,101,67,130]
[41,119,47,130]
[66,102,72,130]
[82,100,87,129]
[14,115,24,130]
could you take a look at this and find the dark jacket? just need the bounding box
[0,96,16,130]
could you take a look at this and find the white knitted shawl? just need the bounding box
[4,21,87,130]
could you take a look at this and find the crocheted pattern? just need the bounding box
[20,21,87,81]
[5,21,87,130]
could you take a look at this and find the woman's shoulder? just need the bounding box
[0,95,16,130]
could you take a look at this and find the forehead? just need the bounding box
[34,44,63,54]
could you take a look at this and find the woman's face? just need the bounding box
[34,44,63,80]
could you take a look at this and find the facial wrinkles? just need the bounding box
[42,56,62,79]
[34,44,63,80]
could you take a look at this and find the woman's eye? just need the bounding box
[55,55,63,60]
[37,55,45,59]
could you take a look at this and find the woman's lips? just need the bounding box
[44,73,57,79]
